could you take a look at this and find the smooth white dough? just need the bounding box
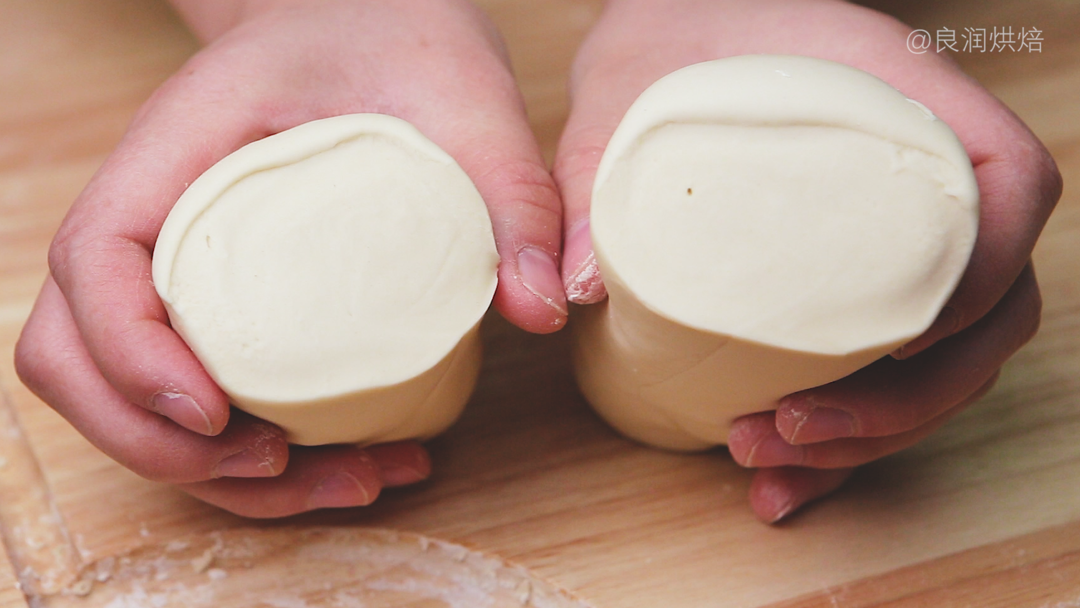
[153,114,499,446]
[573,56,979,451]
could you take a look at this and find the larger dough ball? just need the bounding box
[573,56,979,451]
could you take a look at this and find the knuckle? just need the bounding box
[13,319,80,404]
[480,159,562,227]
[13,326,48,394]
[1001,145,1064,226]
[46,228,79,286]
[552,140,607,195]
[1003,138,1063,218]
[48,227,113,291]
[1002,263,1043,350]
[1021,277,1043,346]
[1030,144,1064,207]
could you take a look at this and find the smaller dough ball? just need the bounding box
[573,56,979,451]
[153,114,499,446]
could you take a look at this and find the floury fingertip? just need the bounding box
[566,252,607,305]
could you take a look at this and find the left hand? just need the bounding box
[16,0,565,518]
[553,0,1061,522]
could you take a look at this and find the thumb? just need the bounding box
[400,52,567,333]
[551,46,671,306]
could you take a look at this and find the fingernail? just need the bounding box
[379,461,429,486]
[517,247,568,315]
[893,306,960,359]
[307,472,373,510]
[564,220,607,305]
[785,403,856,445]
[751,474,798,524]
[744,434,805,468]
[152,392,213,435]
[378,452,431,487]
[215,450,276,478]
[767,500,799,524]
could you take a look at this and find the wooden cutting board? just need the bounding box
[2,0,1079,606]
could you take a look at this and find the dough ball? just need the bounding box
[574,56,978,450]
[153,114,499,446]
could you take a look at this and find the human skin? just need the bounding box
[14,0,1062,523]
[555,0,1061,522]
[15,0,566,518]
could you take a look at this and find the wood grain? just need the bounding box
[1,0,1079,606]
[766,520,1080,608]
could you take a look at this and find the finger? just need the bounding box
[549,4,679,306]
[552,57,659,305]
[552,119,616,306]
[748,467,854,524]
[15,278,290,483]
[179,442,431,518]
[729,381,989,470]
[46,57,278,435]
[180,446,381,518]
[552,1,721,305]
[382,4,567,333]
[775,263,1037,445]
[365,441,433,487]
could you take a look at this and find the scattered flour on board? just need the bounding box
[365,577,493,608]
[259,595,310,608]
[331,590,368,608]
[191,548,215,573]
[102,585,169,608]
[100,581,217,607]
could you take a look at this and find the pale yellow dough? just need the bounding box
[153,114,499,446]
[573,56,979,451]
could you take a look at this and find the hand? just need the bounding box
[15,0,566,518]
[554,0,1061,522]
